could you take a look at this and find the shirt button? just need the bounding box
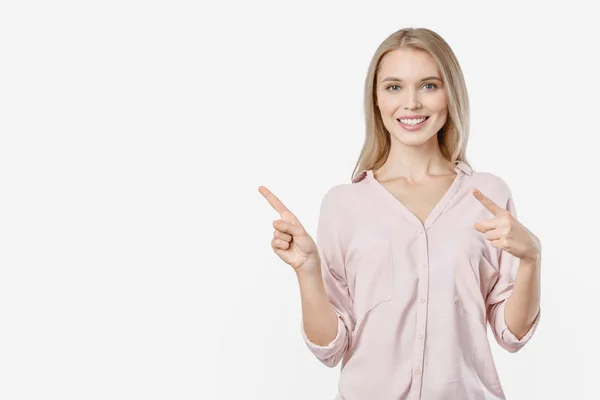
[418,333,423,339]
[422,262,426,268]
[420,298,425,303]
[415,368,421,375]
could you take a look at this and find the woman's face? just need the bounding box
[376,48,448,147]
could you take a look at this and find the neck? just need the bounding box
[376,140,454,182]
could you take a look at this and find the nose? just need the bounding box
[404,89,422,110]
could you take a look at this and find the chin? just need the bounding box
[391,130,438,146]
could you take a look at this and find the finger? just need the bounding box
[483,229,502,241]
[273,219,303,237]
[274,230,292,242]
[489,238,505,250]
[472,188,505,216]
[473,218,501,233]
[272,237,290,250]
[259,186,291,215]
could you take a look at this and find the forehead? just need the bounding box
[377,48,440,80]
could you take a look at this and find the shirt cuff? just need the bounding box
[502,307,541,350]
[301,314,347,359]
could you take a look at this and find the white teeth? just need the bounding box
[399,117,427,125]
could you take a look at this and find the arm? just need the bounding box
[300,188,355,367]
[504,256,541,340]
[486,249,541,353]
[474,186,541,352]
[296,265,339,346]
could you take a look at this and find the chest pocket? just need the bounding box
[345,238,394,322]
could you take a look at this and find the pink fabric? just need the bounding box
[301,161,540,400]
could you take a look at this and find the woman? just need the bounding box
[259,27,541,400]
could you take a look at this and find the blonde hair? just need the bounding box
[351,27,471,181]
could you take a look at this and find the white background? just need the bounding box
[0,1,598,399]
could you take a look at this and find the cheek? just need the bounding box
[437,107,448,124]
[427,94,448,126]
[377,96,396,116]
[430,92,448,115]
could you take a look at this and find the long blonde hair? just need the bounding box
[351,27,471,181]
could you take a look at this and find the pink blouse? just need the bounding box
[301,161,540,400]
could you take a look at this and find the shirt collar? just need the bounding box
[455,160,472,176]
[352,160,472,184]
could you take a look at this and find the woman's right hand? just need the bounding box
[259,185,320,275]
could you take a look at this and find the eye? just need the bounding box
[423,83,438,90]
[385,84,401,92]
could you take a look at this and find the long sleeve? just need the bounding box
[301,187,356,367]
[486,189,541,353]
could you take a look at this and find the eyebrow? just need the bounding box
[380,76,442,83]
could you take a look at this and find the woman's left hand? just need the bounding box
[472,188,541,263]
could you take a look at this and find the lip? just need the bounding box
[396,116,429,132]
[397,115,429,119]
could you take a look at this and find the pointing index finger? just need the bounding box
[258,186,290,215]
[472,188,505,216]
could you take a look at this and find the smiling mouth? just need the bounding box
[397,116,429,125]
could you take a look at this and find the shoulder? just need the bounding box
[468,168,514,204]
[319,182,357,210]
[317,177,370,223]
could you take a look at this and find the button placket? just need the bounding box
[412,226,429,386]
